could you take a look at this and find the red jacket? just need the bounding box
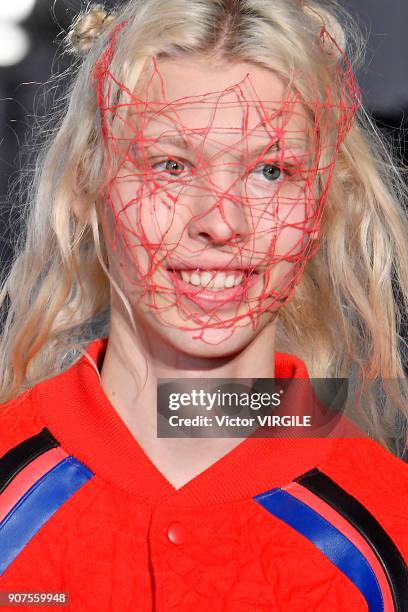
[0,339,407,611]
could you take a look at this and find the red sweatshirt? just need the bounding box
[0,338,407,611]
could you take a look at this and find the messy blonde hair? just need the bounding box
[1,0,407,457]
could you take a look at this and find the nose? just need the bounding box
[187,171,250,246]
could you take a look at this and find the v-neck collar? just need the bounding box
[35,338,345,506]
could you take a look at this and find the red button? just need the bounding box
[167,522,187,544]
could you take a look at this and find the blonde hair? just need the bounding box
[1,0,407,457]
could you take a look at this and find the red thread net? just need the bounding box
[92,27,361,344]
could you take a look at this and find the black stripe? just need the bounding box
[0,428,60,494]
[295,468,408,612]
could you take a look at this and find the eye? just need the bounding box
[256,164,282,181]
[152,158,186,176]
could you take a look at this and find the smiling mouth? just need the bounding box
[171,269,252,290]
[165,268,263,304]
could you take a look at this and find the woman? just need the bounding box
[0,0,407,609]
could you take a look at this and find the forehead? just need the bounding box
[131,56,309,142]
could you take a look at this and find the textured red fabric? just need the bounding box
[0,339,407,611]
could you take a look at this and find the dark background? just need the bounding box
[0,1,407,368]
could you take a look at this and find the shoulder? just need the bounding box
[326,436,408,498]
[322,437,408,558]
[0,339,105,459]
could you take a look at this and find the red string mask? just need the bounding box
[93,35,359,346]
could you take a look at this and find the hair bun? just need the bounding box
[67,4,117,56]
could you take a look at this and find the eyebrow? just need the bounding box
[142,133,285,159]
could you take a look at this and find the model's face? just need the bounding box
[100,56,321,356]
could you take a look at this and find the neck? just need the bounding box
[99,299,277,489]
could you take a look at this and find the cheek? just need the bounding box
[109,180,180,247]
[249,182,319,260]
[105,180,191,289]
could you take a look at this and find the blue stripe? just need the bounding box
[253,488,384,612]
[0,457,93,576]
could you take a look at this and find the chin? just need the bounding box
[141,309,275,361]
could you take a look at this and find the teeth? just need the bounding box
[225,274,235,288]
[213,272,226,288]
[181,270,191,283]
[201,271,212,286]
[190,272,201,286]
[176,270,247,290]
